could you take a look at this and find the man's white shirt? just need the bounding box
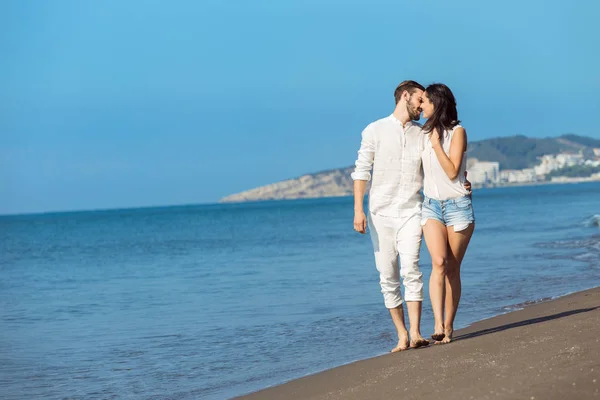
[351,114,425,217]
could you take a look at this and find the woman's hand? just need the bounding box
[431,126,466,181]
[429,129,441,148]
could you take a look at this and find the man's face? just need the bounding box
[406,89,423,121]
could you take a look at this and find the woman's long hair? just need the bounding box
[422,83,460,141]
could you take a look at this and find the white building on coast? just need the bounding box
[466,159,500,185]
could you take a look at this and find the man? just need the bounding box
[351,80,431,352]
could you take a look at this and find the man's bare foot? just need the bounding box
[409,330,430,348]
[391,331,410,352]
[431,323,445,341]
[409,333,430,348]
[391,340,409,352]
[434,329,453,345]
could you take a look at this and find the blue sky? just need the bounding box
[2,0,599,214]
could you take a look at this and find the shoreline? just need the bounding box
[235,286,600,399]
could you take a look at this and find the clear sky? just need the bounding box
[2,0,599,214]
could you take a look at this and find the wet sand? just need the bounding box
[236,287,600,400]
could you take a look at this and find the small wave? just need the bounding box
[583,214,600,228]
[536,238,595,250]
[501,296,555,312]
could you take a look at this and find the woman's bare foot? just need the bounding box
[441,329,453,343]
[434,329,453,345]
[431,324,445,341]
[391,330,410,352]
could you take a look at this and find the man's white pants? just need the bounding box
[368,212,424,308]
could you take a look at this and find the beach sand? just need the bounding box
[236,287,600,400]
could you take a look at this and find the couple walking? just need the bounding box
[352,80,475,352]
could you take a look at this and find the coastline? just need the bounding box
[235,286,600,400]
[473,175,600,190]
[219,178,600,204]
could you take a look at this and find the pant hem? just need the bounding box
[384,300,404,309]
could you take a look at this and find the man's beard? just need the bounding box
[407,103,421,121]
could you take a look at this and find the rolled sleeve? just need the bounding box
[351,125,375,181]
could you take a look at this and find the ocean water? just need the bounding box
[1,182,599,399]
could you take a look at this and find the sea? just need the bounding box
[1,182,599,399]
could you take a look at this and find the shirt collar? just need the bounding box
[389,114,413,128]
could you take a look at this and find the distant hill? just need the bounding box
[220,167,356,203]
[560,134,600,148]
[220,134,600,203]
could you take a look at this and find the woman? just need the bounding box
[420,83,475,344]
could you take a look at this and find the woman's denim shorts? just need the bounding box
[421,195,475,232]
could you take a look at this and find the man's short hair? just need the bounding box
[394,80,425,104]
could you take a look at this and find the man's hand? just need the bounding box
[354,210,367,234]
[464,171,472,194]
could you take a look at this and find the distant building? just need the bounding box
[467,150,593,187]
[500,169,536,183]
[534,153,587,177]
[556,153,583,168]
[535,155,561,176]
[466,159,500,185]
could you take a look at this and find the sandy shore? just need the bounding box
[236,287,600,400]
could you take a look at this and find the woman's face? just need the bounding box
[421,92,434,119]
